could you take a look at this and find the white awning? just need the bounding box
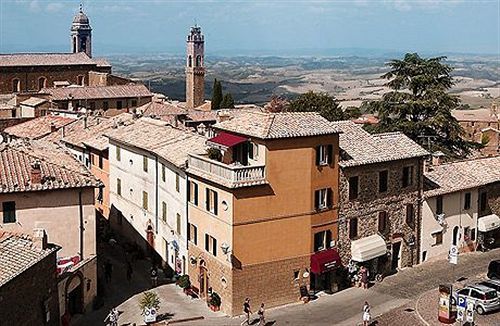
[351,234,387,262]
[478,214,500,232]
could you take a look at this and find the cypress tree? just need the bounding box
[211,79,223,110]
[221,93,235,109]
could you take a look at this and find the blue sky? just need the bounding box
[0,0,498,56]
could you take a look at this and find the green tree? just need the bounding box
[289,91,346,121]
[211,79,223,110]
[221,93,235,109]
[364,53,475,157]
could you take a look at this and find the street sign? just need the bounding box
[144,307,157,323]
[449,245,458,264]
[457,295,467,309]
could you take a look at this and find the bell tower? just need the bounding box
[186,25,205,109]
[71,4,92,58]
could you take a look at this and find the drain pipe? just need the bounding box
[79,189,84,260]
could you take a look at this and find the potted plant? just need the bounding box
[207,148,222,162]
[177,274,191,294]
[209,292,221,312]
[139,291,160,324]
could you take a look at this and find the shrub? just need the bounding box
[139,291,160,315]
[209,292,221,307]
[207,148,222,161]
[177,274,191,289]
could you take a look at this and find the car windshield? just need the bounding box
[485,291,497,300]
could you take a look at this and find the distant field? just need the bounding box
[109,54,499,108]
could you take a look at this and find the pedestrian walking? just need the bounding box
[104,307,118,326]
[150,265,158,288]
[258,303,266,326]
[362,301,371,326]
[126,261,133,283]
[360,265,369,289]
[241,298,252,325]
[104,259,113,283]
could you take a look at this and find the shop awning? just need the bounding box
[478,214,500,232]
[351,234,387,262]
[310,248,342,274]
[207,132,248,149]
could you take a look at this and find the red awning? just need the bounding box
[310,248,342,274]
[207,132,248,148]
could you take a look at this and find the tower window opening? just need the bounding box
[188,55,192,67]
[196,55,202,67]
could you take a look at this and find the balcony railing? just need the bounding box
[187,154,267,188]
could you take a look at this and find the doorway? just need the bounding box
[66,274,84,315]
[452,226,460,246]
[391,242,402,271]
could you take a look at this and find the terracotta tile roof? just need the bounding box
[93,57,111,67]
[41,84,152,101]
[0,140,100,193]
[452,109,499,123]
[214,111,341,139]
[105,118,207,168]
[186,110,217,122]
[424,156,500,197]
[4,116,75,140]
[0,231,59,286]
[138,101,187,119]
[0,52,96,67]
[20,97,47,107]
[43,113,134,151]
[332,121,428,168]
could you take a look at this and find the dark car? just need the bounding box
[488,260,500,280]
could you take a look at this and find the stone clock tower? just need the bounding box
[71,4,92,58]
[186,25,205,109]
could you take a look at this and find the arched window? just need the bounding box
[188,55,192,67]
[452,226,460,246]
[12,79,20,93]
[38,77,47,90]
[196,55,202,67]
[77,75,85,86]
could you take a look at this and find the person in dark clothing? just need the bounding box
[104,260,113,283]
[241,298,252,325]
[150,265,158,288]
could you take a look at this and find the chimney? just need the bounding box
[217,110,232,123]
[432,151,445,166]
[33,228,48,250]
[31,159,42,184]
[50,122,57,133]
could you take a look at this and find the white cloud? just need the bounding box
[46,3,64,13]
[29,0,41,12]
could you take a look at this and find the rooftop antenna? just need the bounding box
[79,2,83,13]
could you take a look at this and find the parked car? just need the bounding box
[477,279,500,296]
[456,284,500,315]
[488,260,500,280]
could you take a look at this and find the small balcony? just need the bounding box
[187,153,267,188]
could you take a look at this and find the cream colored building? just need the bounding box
[421,157,500,262]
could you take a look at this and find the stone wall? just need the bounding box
[0,248,60,326]
[485,181,500,216]
[338,158,424,268]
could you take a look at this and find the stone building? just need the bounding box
[422,157,500,261]
[185,111,341,315]
[0,230,60,326]
[0,140,101,322]
[71,5,92,58]
[333,121,428,275]
[185,26,206,109]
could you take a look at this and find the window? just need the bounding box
[436,195,443,215]
[77,75,85,86]
[175,174,180,192]
[143,155,148,173]
[142,191,149,211]
[422,251,427,262]
[464,192,471,210]
[188,55,192,67]
[38,77,46,90]
[402,166,414,187]
[188,223,198,245]
[103,101,109,111]
[12,79,20,93]
[348,176,359,200]
[116,146,121,161]
[293,270,300,280]
[314,230,332,251]
[378,211,388,233]
[97,187,103,203]
[116,178,122,196]
[188,181,199,205]
[379,170,388,193]
[480,192,487,212]
[2,201,16,223]
[314,188,332,210]
[406,204,415,226]
[132,99,137,107]
[98,155,103,169]
[206,188,218,215]
[162,202,167,223]
[161,165,166,182]
[248,142,259,160]
[204,234,217,256]
[433,231,443,245]
[196,55,202,67]
[117,100,123,110]
[316,145,333,166]
[349,217,358,239]
[176,213,181,235]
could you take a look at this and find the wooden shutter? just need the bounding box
[327,145,333,165]
[213,191,218,215]
[205,234,209,251]
[194,183,199,206]
[315,146,321,165]
[187,181,191,202]
[326,230,332,248]
[194,225,197,245]
[327,188,333,208]
[205,188,210,211]
[314,190,320,210]
[212,237,217,256]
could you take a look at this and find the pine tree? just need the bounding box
[221,93,235,109]
[289,91,346,121]
[211,79,223,110]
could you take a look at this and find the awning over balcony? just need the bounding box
[351,234,387,262]
[207,132,248,149]
[478,214,500,232]
[310,248,342,274]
